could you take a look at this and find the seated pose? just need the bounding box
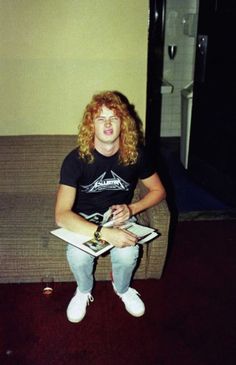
[55,91,166,323]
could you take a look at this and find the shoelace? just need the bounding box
[86,293,94,305]
[112,282,141,299]
[128,288,141,297]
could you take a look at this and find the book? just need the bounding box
[50,208,160,257]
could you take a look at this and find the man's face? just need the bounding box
[94,105,121,145]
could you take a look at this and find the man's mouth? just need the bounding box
[104,128,113,135]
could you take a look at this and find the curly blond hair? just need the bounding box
[77,91,141,165]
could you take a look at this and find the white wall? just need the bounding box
[0,0,148,135]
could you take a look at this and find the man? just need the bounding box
[55,91,166,323]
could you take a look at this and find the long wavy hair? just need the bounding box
[77,91,141,165]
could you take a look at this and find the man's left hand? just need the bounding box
[111,204,131,225]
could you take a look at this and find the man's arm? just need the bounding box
[111,172,166,224]
[129,172,166,215]
[55,184,98,237]
[55,184,137,247]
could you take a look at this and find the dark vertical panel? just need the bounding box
[189,0,236,205]
[145,0,166,166]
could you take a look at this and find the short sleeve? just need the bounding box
[59,149,82,187]
[138,147,156,180]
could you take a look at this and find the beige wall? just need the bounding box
[0,0,148,135]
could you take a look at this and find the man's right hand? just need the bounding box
[102,227,138,248]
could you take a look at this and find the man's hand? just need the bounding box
[110,204,131,225]
[102,226,137,248]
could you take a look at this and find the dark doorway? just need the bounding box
[188,0,236,205]
[145,0,166,166]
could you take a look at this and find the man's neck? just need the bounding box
[94,139,119,157]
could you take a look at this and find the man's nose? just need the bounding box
[104,118,112,126]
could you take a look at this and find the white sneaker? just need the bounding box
[112,283,145,317]
[66,287,94,323]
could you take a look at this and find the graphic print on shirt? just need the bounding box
[81,171,130,193]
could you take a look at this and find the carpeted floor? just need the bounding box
[1,220,236,365]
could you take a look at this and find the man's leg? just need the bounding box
[66,245,95,323]
[67,244,95,292]
[110,245,139,293]
[110,245,145,317]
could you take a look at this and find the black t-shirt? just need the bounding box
[59,147,155,215]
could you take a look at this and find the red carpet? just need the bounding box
[1,220,236,365]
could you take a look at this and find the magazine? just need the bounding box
[50,208,160,257]
[80,207,115,227]
[50,227,113,257]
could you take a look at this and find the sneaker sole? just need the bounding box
[125,307,145,317]
[66,313,86,323]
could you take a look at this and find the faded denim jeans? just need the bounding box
[67,243,139,294]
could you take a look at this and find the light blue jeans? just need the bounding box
[66,244,139,294]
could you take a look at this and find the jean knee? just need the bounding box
[111,245,139,267]
[66,245,94,269]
